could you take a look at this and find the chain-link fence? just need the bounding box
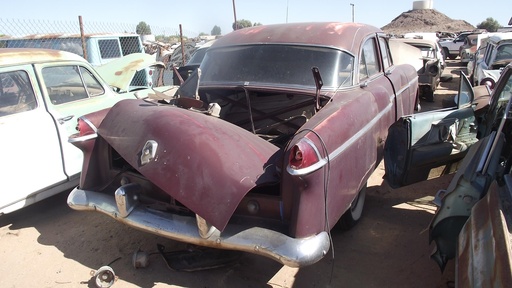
[0,17,212,86]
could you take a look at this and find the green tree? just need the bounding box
[136,21,152,35]
[199,32,209,37]
[476,17,501,32]
[232,19,252,30]
[253,22,263,26]
[211,25,222,36]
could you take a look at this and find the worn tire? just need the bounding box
[422,87,434,102]
[442,95,456,108]
[338,184,367,230]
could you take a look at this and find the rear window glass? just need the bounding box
[0,70,37,117]
[201,45,354,89]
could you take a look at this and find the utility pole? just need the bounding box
[232,0,238,30]
[350,3,355,22]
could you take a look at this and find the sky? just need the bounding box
[1,0,510,37]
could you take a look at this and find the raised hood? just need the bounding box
[95,53,164,92]
[97,99,281,231]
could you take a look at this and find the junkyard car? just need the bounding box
[384,59,512,285]
[0,48,169,214]
[67,22,419,267]
[391,38,444,102]
[439,31,473,60]
[459,34,479,64]
[474,33,512,89]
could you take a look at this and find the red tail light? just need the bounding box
[289,139,320,170]
[76,118,96,137]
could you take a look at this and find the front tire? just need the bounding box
[338,184,367,230]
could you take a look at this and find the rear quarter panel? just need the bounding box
[283,88,382,237]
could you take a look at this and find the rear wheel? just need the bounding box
[338,183,366,230]
[424,88,434,102]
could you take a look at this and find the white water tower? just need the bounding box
[413,0,433,10]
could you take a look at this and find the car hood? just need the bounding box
[97,99,281,231]
[95,53,164,92]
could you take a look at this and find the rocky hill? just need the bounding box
[381,9,476,35]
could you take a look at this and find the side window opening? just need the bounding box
[359,38,381,80]
[379,37,392,69]
[0,70,37,116]
[80,67,105,97]
[42,65,105,105]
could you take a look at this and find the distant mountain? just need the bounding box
[381,9,475,35]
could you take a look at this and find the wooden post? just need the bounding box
[179,24,185,66]
[78,16,87,60]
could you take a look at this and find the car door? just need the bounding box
[0,65,66,213]
[358,36,397,162]
[34,62,125,178]
[384,72,480,188]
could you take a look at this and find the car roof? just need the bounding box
[392,38,437,46]
[488,32,512,43]
[211,22,381,53]
[0,48,86,66]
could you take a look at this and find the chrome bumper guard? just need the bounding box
[67,184,330,267]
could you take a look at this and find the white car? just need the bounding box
[474,33,512,89]
[0,48,172,214]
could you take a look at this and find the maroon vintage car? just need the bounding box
[67,22,418,267]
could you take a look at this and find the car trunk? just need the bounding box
[85,88,324,232]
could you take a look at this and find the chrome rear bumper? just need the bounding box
[67,184,330,267]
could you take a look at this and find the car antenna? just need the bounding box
[312,67,323,111]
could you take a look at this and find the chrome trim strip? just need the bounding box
[82,116,98,133]
[68,133,98,143]
[67,187,330,267]
[68,116,99,143]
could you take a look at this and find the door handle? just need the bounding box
[58,115,74,124]
[360,81,368,88]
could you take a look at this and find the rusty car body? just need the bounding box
[385,62,512,285]
[67,22,419,267]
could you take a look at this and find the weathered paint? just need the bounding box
[212,22,381,53]
[95,53,164,91]
[69,22,419,264]
[96,99,281,231]
[0,48,85,66]
[457,180,512,287]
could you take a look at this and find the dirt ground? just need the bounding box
[0,60,466,288]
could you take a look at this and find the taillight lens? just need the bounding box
[76,118,96,137]
[289,140,320,170]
